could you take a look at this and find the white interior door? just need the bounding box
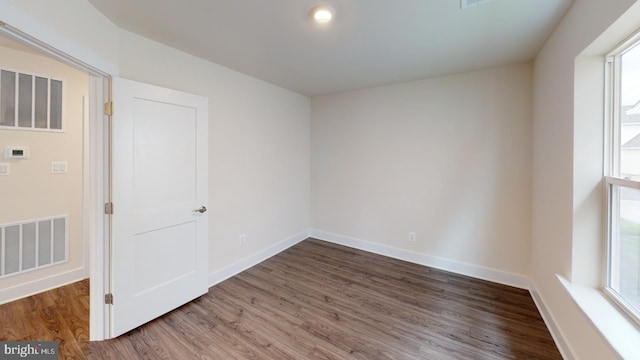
[110,77,208,337]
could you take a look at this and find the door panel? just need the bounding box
[132,222,197,295]
[111,77,208,337]
[132,99,197,209]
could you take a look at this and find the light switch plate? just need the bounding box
[0,162,9,175]
[51,161,68,174]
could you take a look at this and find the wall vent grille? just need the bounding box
[0,215,68,278]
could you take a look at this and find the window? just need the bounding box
[0,68,63,131]
[605,36,640,324]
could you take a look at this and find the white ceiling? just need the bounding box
[87,0,574,96]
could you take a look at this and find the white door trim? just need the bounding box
[0,21,112,340]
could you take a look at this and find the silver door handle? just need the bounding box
[194,206,207,213]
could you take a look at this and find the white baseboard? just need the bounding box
[530,279,575,360]
[0,267,86,305]
[309,229,531,289]
[208,230,309,287]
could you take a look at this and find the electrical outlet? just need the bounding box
[240,234,246,246]
[409,232,416,242]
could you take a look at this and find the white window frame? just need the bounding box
[0,66,65,132]
[604,32,640,326]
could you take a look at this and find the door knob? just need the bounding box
[194,206,207,213]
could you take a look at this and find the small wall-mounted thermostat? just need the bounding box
[4,146,30,159]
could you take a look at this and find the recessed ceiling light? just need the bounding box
[310,5,335,23]
[460,0,495,9]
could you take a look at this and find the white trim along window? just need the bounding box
[605,34,640,325]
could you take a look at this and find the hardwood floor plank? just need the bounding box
[210,276,359,359]
[248,261,425,357]
[259,249,491,358]
[0,238,562,359]
[196,290,303,359]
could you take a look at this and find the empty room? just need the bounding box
[0,0,639,359]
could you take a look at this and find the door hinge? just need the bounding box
[104,202,114,215]
[105,293,114,305]
[104,102,113,116]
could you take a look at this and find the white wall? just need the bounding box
[532,0,638,358]
[0,46,87,300]
[117,32,311,277]
[0,0,311,288]
[311,63,532,283]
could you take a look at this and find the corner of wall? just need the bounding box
[529,279,577,360]
[208,230,310,287]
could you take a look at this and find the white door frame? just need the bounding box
[0,22,112,340]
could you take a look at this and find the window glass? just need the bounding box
[34,76,48,129]
[18,73,33,128]
[0,70,16,127]
[50,79,62,130]
[610,186,640,312]
[620,43,640,179]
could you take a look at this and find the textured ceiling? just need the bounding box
[87,0,574,96]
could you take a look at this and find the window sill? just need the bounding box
[557,275,640,359]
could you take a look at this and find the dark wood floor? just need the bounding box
[0,239,562,359]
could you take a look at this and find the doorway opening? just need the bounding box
[0,23,111,341]
[0,35,88,285]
